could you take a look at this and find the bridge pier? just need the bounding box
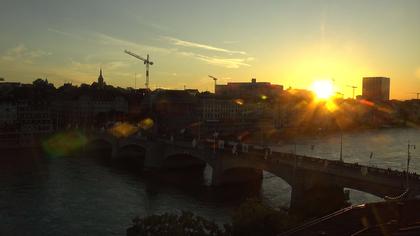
[111,145,119,160]
[161,154,206,170]
[144,142,166,169]
[290,169,349,217]
[211,167,263,186]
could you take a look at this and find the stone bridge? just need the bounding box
[86,132,420,211]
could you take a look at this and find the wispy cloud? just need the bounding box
[1,44,52,63]
[133,15,171,33]
[195,55,251,69]
[223,40,240,44]
[178,51,252,69]
[96,33,172,54]
[48,27,172,55]
[48,28,84,40]
[164,36,246,55]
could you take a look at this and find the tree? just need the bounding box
[231,198,296,236]
[127,200,302,236]
[127,211,231,236]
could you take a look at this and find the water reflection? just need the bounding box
[1,128,419,235]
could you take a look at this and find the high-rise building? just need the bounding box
[362,77,390,101]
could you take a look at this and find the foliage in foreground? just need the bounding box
[231,199,298,235]
[127,211,231,236]
[127,199,299,236]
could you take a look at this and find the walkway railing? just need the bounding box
[159,136,420,182]
[91,131,420,183]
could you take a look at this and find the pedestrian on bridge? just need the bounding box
[192,138,197,148]
[264,147,270,160]
[232,144,238,156]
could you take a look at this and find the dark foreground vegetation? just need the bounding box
[126,198,340,236]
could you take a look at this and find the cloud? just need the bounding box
[48,28,84,40]
[96,33,172,54]
[164,36,246,55]
[134,16,171,33]
[48,28,173,55]
[178,51,251,69]
[195,55,250,69]
[1,44,52,63]
[163,36,252,68]
[223,40,240,44]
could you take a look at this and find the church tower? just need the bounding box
[98,68,105,87]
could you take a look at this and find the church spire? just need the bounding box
[98,68,105,87]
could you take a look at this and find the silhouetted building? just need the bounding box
[0,103,17,125]
[97,69,106,88]
[54,94,128,129]
[362,77,390,101]
[0,101,55,148]
[197,92,274,139]
[215,78,283,101]
[144,89,198,134]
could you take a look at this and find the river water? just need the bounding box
[1,128,419,235]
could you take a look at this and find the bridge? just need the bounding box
[86,131,420,212]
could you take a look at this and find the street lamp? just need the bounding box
[339,132,343,162]
[333,117,344,162]
[213,131,219,153]
[406,140,416,188]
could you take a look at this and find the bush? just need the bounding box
[127,211,231,236]
[127,199,300,236]
[232,199,296,236]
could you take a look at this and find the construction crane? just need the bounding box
[208,75,218,92]
[347,85,358,99]
[124,50,153,89]
[410,92,420,100]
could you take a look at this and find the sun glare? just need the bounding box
[311,80,334,99]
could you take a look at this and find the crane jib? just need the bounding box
[124,49,153,89]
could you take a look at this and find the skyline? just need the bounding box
[1,0,420,99]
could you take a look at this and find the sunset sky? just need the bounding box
[1,0,419,99]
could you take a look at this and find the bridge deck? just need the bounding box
[89,132,420,197]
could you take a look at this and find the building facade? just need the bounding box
[215,78,283,101]
[362,77,390,101]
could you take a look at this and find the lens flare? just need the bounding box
[234,99,244,105]
[138,118,154,130]
[109,122,138,138]
[311,80,334,99]
[325,100,338,112]
[43,131,87,157]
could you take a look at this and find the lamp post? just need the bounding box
[406,140,416,188]
[339,132,343,162]
[198,121,201,141]
[333,117,344,162]
[213,131,218,153]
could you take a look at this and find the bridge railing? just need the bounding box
[136,134,420,182]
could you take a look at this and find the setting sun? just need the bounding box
[311,80,334,99]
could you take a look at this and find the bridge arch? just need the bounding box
[331,175,402,199]
[117,144,147,166]
[216,166,263,185]
[86,138,114,152]
[213,157,295,187]
[162,152,208,170]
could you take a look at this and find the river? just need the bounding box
[1,128,419,235]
